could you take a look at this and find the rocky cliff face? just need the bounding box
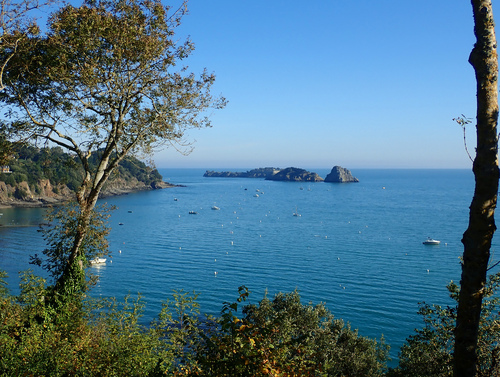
[266,167,324,182]
[0,178,174,208]
[324,166,359,183]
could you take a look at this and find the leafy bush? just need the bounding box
[0,277,389,377]
[192,287,389,376]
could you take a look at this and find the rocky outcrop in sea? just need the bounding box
[204,168,280,179]
[324,166,359,183]
[204,166,357,183]
[265,167,324,182]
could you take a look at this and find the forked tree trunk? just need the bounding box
[454,1,499,376]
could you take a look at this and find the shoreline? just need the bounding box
[0,181,183,209]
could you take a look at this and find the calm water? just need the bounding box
[1,168,499,363]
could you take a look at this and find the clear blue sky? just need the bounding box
[151,0,483,170]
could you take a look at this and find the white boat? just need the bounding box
[423,238,440,245]
[211,206,220,210]
[293,206,301,217]
[90,257,106,264]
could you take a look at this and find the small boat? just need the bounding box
[90,257,106,264]
[423,237,440,245]
[189,211,198,214]
[211,206,220,210]
[254,194,259,197]
[174,198,178,201]
[293,206,301,217]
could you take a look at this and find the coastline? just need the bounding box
[0,181,182,209]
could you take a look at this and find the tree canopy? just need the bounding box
[0,0,225,298]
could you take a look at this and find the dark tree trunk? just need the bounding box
[454,1,499,376]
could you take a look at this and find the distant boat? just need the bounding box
[254,194,259,197]
[174,198,178,201]
[90,257,106,264]
[211,206,220,210]
[293,206,301,217]
[423,237,440,245]
[189,211,198,214]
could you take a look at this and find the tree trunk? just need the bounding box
[454,1,499,376]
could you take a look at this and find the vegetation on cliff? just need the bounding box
[0,144,164,203]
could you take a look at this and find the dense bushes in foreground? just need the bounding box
[2,267,499,376]
[0,273,388,376]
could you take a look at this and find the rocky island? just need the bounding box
[265,167,323,182]
[203,167,280,179]
[204,166,358,183]
[324,166,359,183]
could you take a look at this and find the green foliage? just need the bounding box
[34,202,113,280]
[28,202,114,317]
[0,276,390,377]
[0,144,164,192]
[193,287,389,376]
[0,275,176,376]
[389,274,500,377]
[0,270,9,298]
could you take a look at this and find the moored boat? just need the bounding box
[423,237,440,245]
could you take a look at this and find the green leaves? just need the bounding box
[195,288,389,376]
[390,274,500,377]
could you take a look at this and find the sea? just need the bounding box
[1,168,499,364]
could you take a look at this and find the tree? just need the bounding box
[389,274,500,377]
[0,0,59,91]
[0,0,226,298]
[454,1,499,376]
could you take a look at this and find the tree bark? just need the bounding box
[454,1,499,376]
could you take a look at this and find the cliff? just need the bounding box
[0,145,176,208]
[0,177,176,208]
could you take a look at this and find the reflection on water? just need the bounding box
[0,207,47,227]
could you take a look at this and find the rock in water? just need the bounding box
[324,166,359,183]
[266,167,324,182]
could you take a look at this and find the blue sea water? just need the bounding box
[1,168,499,364]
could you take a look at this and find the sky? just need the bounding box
[38,1,488,169]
